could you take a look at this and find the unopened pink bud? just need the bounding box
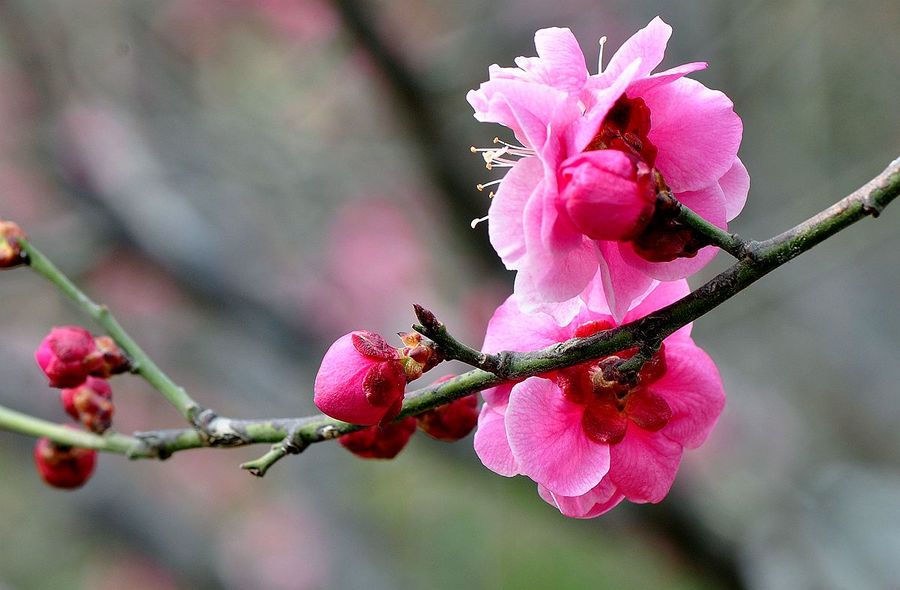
[559,150,656,242]
[33,435,97,489]
[60,377,114,434]
[314,331,406,425]
[339,417,417,459]
[0,219,26,268]
[35,326,104,388]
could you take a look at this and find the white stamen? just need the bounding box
[597,36,608,73]
[470,215,489,229]
[477,179,503,192]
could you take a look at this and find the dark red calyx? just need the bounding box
[363,361,406,407]
[339,417,417,459]
[417,394,478,442]
[351,331,398,361]
[582,402,628,445]
[624,389,672,432]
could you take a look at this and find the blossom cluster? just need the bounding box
[313,17,743,517]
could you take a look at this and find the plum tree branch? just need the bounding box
[2,157,897,472]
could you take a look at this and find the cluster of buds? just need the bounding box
[32,326,130,489]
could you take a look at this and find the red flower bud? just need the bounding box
[87,336,130,377]
[339,417,417,459]
[35,326,104,388]
[33,436,97,489]
[0,219,26,268]
[314,331,407,425]
[60,377,114,433]
[417,378,478,442]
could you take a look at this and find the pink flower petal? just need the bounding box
[488,156,543,268]
[481,383,513,407]
[467,80,571,150]
[506,378,610,496]
[719,157,750,220]
[572,59,642,154]
[574,272,614,319]
[626,61,707,96]
[651,341,725,449]
[537,478,625,518]
[482,294,569,353]
[603,16,672,81]
[532,28,588,92]
[596,241,656,322]
[622,280,692,341]
[618,183,727,281]
[496,148,598,306]
[609,423,683,503]
[643,77,742,193]
[473,405,519,477]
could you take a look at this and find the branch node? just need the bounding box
[133,432,174,460]
[189,407,252,447]
[316,424,342,440]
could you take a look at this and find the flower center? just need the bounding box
[585,95,658,167]
[557,322,671,445]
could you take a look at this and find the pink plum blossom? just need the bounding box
[473,278,724,518]
[313,331,407,425]
[468,18,748,320]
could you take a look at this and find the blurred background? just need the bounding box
[0,0,898,588]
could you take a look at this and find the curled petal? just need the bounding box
[467,80,570,150]
[626,61,707,96]
[602,16,672,80]
[474,404,519,477]
[719,157,750,221]
[532,28,589,92]
[538,478,625,518]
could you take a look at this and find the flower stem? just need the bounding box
[18,239,204,423]
[665,192,752,259]
[0,403,139,454]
